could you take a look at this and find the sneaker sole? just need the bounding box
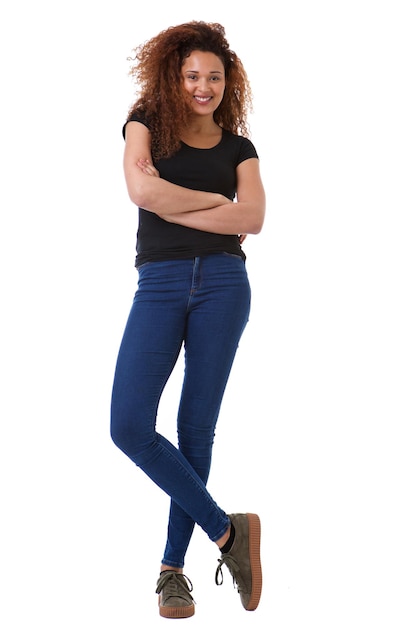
[158,596,195,619]
[246,512,262,611]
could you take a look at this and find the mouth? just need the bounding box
[194,96,212,104]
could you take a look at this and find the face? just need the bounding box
[181,50,226,116]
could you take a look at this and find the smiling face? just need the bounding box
[181,50,226,117]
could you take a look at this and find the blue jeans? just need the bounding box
[110,254,251,568]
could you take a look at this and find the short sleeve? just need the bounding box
[122,110,150,140]
[237,136,258,165]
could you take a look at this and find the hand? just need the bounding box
[136,158,160,177]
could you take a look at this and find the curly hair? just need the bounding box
[127,21,253,161]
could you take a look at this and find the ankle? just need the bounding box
[216,522,235,553]
[160,566,183,574]
[215,526,231,550]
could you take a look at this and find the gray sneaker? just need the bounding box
[155,571,195,619]
[215,513,262,610]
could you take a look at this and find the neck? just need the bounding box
[184,115,220,134]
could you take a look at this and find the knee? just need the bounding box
[110,405,155,465]
[110,402,141,457]
[110,417,131,456]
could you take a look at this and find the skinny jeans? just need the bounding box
[110,254,251,568]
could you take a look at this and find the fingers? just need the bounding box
[137,158,160,177]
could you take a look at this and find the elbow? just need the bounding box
[128,190,144,207]
[127,182,151,208]
[249,207,266,234]
[251,222,264,235]
[252,223,263,235]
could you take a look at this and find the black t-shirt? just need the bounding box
[123,113,259,267]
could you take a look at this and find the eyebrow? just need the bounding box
[184,70,223,74]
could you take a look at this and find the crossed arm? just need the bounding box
[123,121,266,237]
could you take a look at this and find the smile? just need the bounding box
[194,96,212,103]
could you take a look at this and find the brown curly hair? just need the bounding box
[127,21,253,161]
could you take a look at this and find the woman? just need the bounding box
[110,21,266,619]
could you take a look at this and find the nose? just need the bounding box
[196,78,211,92]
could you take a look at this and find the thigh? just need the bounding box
[178,254,251,433]
[112,261,192,427]
[186,253,251,376]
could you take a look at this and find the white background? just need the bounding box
[1,1,416,624]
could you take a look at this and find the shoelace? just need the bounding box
[156,571,194,599]
[215,554,241,588]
